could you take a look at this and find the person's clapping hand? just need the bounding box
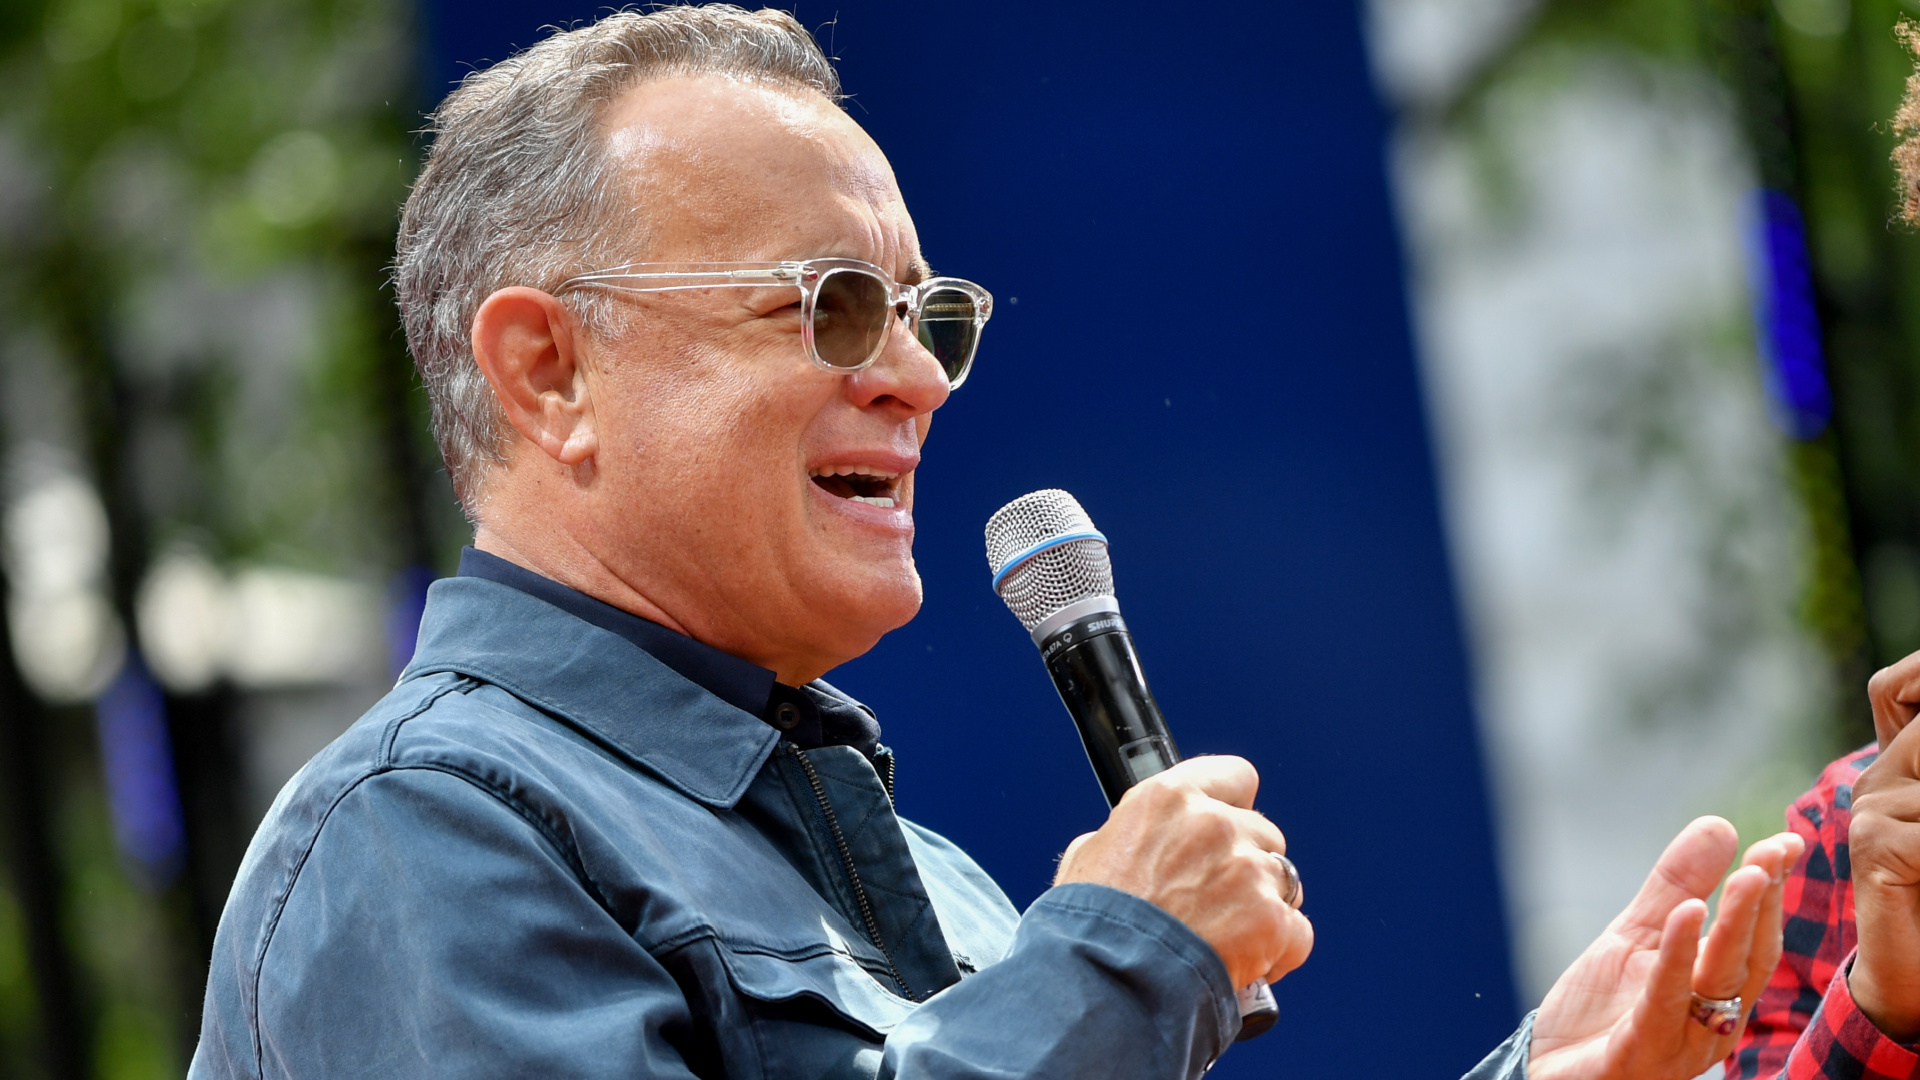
[1526,817,1804,1080]
[1844,652,1920,1039]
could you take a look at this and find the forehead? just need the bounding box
[599,74,921,272]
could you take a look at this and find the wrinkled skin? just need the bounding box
[458,75,1818,1068]
[469,76,945,686]
[1056,757,1314,988]
[463,75,1314,998]
[1529,817,1803,1080]
[1844,652,1920,1039]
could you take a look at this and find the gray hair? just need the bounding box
[393,5,842,514]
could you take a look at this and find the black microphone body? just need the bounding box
[986,490,1279,1042]
[1038,608,1180,808]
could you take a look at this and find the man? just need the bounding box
[191,7,1801,1078]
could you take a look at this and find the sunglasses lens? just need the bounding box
[812,269,890,369]
[916,287,981,386]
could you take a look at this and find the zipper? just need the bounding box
[787,743,915,1000]
[878,750,896,805]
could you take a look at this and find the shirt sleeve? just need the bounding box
[1729,748,1914,1080]
[1778,953,1920,1080]
[247,767,704,1080]
[879,883,1240,1080]
[1458,1011,1536,1080]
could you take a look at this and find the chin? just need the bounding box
[812,563,923,660]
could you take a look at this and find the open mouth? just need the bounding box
[809,464,903,509]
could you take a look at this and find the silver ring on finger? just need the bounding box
[1688,992,1742,1036]
[1269,852,1303,909]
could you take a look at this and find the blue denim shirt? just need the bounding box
[189,576,1250,1079]
[190,575,1535,1079]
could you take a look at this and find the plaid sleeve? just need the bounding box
[1779,952,1920,1080]
[1729,748,1884,1080]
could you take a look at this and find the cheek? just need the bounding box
[601,379,736,471]
[628,376,828,501]
[590,325,837,502]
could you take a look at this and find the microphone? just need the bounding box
[984,489,1280,1042]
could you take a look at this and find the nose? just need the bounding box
[844,315,951,418]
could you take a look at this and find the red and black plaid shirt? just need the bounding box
[1728,746,1920,1080]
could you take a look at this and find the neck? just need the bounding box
[470,523,837,687]
[472,525,692,638]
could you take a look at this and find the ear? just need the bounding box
[470,287,598,467]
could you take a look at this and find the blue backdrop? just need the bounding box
[424,3,1520,1076]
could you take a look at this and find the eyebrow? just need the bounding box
[902,254,932,286]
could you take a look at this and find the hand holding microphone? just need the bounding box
[1053,756,1315,990]
[985,490,1312,1040]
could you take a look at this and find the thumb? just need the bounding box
[1862,710,1920,795]
[1870,650,1920,751]
[1156,755,1260,810]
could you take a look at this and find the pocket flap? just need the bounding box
[718,944,916,1038]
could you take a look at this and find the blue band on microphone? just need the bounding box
[990,530,1108,591]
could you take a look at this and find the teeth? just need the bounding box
[809,464,901,480]
[848,496,896,508]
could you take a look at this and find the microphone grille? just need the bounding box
[984,489,1115,631]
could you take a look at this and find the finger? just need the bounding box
[1278,856,1304,910]
[1254,849,1303,909]
[1782,831,1808,868]
[1744,834,1798,880]
[1852,813,1920,892]
[1264,907,1314,983]
[1630,898,1710,1042]
[1738,854,1791,1007]
[1613,817,1738,942]
[1695,865,1768,999]
[1053,832,1095,885]
[1159,755,1260,810]
[1865,715,1920,795]
[1223,804,1289,861]
[1739,831,1805,881]
[1869,651,1920,750]
[1221,809,1298,909]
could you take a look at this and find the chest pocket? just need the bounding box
[708,941,915,1080]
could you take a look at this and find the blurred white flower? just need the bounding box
[5,471,109,596]
[137,548,227,692]
[224,568,382,684]
[137,552,383,691]
[4,464,126,702]
[224,568,382,688]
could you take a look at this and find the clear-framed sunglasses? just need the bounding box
[557,257,992,389]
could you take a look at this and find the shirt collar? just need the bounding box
[457,547,776,716]
[400,574,781,809]
[768,681,884,760]
[453,548,885,761]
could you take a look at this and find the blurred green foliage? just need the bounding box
[1449,0,1920,754]
[0,885,35,1077]
[0,0,437,1073]
[2,0,439,582]
[1765,0,1920,692]
[1756,0,1920,746]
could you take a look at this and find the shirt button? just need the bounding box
[771,702,801,731]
